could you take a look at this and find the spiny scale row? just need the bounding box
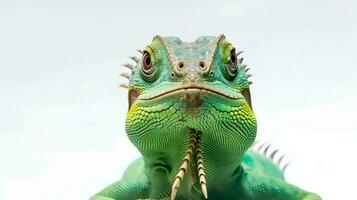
[170,134,208,200]
[196,143,207,199]
[171,134,197,200]
[238,53,253,86]
[250,141,290,173]
[118,50,142,88]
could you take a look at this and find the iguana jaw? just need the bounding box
[139,86,242,101]
[137,85,243,102]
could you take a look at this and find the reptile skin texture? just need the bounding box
[91,35,321,200]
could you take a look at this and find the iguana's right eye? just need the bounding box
[142,51,154,76]
[227,48,238,77]
[223,48,238,81]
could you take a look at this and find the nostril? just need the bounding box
[172,61,185,77]
[199,61,206,69]
[198,61,210,73]
[178,62,185,70]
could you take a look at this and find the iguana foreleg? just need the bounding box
[239,172,322,200]
[90,179,149,200]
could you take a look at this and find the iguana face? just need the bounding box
[123,35,257,199]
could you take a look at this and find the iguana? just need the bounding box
[91,35,321,200]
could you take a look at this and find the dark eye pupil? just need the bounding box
[144,55,151,67]
[143,52,152,71]
[230,52,236,64]
[229,49,237,70]
[226,48,238,80]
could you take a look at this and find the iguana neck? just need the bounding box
[141,129,245,199]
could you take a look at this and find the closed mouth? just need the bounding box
[139,86,242,100]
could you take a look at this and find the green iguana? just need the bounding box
[91,35,321,200]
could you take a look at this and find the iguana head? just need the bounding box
[121,35,257,199]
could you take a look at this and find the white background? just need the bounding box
[1,0,356,199]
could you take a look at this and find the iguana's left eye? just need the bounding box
[140,51,159,82]
[142,51,153,76]
[226,48,238,79]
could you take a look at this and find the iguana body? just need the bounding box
[91,35,321,200]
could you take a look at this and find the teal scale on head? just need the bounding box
[91,35,321,200]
